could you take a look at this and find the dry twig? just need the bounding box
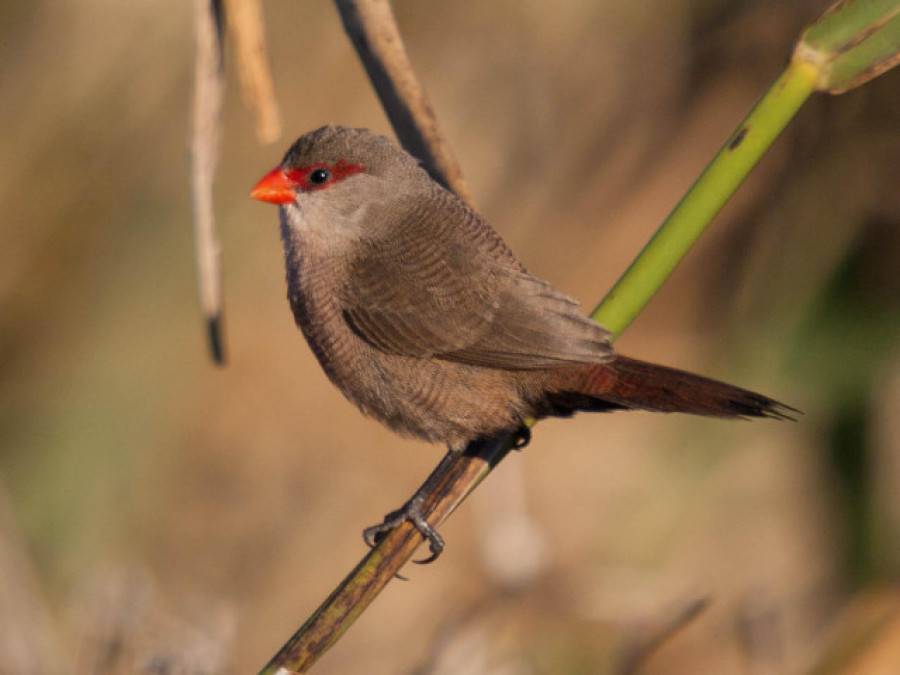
[191,0,227,364]
[260,437,513,674]
[224,0,282,143]
[334,0,472,203]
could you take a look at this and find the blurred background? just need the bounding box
[1,0,899,673]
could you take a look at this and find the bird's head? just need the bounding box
[251,126,429,214]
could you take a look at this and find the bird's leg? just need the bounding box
[362,446,462,564]
[362,430,522,564]
[362,493,444,564]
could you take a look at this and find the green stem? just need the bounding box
[591,60,818,340]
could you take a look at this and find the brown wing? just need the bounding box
[341,189,613,369]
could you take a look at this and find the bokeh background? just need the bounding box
[1,1,899,673]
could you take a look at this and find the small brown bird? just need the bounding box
[252,125,790,553]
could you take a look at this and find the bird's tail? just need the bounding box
[546,356,795,420]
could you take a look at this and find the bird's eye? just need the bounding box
[308,168,331,185]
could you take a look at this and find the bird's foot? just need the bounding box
[511,424,531,450]
[362,494,445,564]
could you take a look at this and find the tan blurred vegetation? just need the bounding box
[1,0,899,673]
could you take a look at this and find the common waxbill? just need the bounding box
[251,126,790,550]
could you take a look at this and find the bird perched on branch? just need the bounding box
[252,125,791,556]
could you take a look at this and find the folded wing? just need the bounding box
[341,190,613,370]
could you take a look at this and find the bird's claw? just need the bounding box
[512,424,531,450]
[362,494,445,564]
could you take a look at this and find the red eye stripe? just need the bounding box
[285,159,366,192]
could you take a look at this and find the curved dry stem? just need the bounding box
[334,0,472,204]
[224,0,282,143]
[191,0,227,365]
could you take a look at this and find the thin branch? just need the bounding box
[259,437,513,674]
[191,0,227,364]
[224,0,282,143]
[334,0,472,203]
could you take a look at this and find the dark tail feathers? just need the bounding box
[548,356,796,421]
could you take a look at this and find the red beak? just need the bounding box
[251,167,296,204]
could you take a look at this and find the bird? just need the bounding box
[251,125,792,557]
